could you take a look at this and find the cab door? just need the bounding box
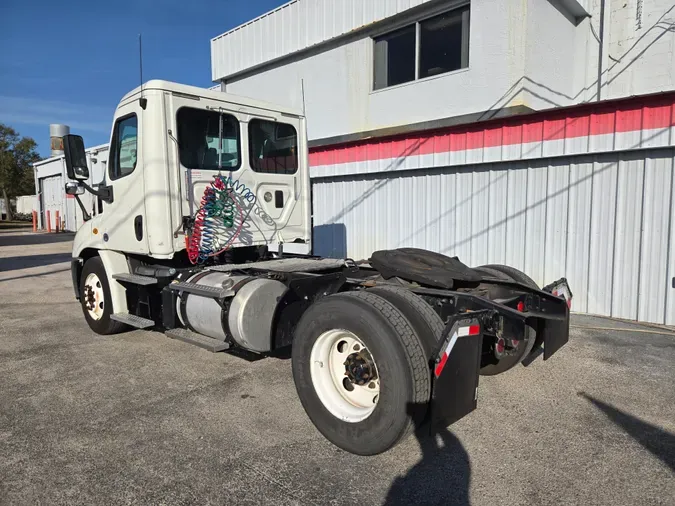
[99,103,148,254]
[246,116,306,234]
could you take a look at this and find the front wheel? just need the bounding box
[291,291,430,456]
[79,257,127,335]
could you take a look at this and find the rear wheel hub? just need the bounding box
[344,350,377,386]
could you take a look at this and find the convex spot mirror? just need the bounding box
[65,182,85,195]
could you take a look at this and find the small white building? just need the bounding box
[15,195,37,215]
[210,0,675,325]
[33,144,109,232]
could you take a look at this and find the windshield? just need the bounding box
[176,107,240,170]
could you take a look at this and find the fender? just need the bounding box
[98,250,131,314]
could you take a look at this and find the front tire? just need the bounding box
[80,257,127,335]
[291,291,430,455]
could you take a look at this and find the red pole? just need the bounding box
[55,211,60,233]
[46,210,51,233]
[32,210,37,232]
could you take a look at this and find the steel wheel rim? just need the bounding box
[309,329,380,423]
[83,273,105,321]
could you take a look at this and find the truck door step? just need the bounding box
[110,313,155,329]
[165,328,231,352]
[113,273,158,286]
[168,281,233,299]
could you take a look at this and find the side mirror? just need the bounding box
[65,182,85,195]
[63,134,90,181]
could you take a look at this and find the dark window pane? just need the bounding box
[177,107,240,170]
[249,119,298,174]
[373,25,416,90]
[419,7,469,79]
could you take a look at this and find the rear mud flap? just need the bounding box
[541,310,570,360]
[429,315,484,429]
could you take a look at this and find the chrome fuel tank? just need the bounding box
[177,271,287,352]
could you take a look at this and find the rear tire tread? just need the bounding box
[368,285,445,340]
[341,291,430,408]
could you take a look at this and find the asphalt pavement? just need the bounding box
[1,227,673,505]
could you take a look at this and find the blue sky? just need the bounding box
[0,0,285,157]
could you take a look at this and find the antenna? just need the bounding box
[301,78,308,138]
[300,79,307,116]
[138,33,147,110]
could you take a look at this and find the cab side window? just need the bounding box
[109,114,138,180]
[249,119,298,174]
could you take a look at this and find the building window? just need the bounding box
[249,119,298,174]
[373,25,417,90]
[373,5,470,90]
[109,114,138,180]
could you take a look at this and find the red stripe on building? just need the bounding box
[484,126,503,149]
[309,92,675,164]
[616,105,643,132]
[590,109,615,135]
[643,103,673,130]
[522,120,544,143]
[543,117,566,141]
[503,124,522,146]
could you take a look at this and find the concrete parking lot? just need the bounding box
[1,226,674,505]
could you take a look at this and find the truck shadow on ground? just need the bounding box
[384,403,471,506]
[579,392,675,472]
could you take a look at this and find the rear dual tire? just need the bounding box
[474,264,539,376]
[291,290,441,455]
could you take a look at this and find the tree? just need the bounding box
[0,123,41,221]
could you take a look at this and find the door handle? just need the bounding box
[275,190,284,209]
[134,215,143,241]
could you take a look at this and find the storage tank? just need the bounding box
[49,124,70,156]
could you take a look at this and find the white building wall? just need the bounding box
[312,147,675,325]
[221,0,674,142]
[523,0,579,109]
[226,0,533,142]
[15,195,37,214]
[602,0,675,100]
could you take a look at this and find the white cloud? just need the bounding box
[0,95,113,134]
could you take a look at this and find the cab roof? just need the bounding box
[119,80,303,117]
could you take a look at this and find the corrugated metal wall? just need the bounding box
[312,148,675,325]
[211,0,435,80]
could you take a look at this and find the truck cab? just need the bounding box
[71,80,311,262]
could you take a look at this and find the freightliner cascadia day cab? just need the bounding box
[63,80,572,455]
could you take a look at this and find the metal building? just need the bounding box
[210,0,675,324]
[33,144,109,232]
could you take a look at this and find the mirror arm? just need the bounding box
[81,182,114,204]
[73,195,91,222]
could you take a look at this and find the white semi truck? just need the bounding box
[64,80,572,455]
